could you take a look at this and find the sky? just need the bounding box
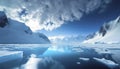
[40,0,120,37]
[0,0,120,37]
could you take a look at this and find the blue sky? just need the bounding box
[40,0,120,37]
[0,0,120,37]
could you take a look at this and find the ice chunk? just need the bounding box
[0,51,23,63]
[79,57,90,61]
[76,62,81,64]
[93,58,119,68]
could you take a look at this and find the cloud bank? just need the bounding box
[0,0,112,31]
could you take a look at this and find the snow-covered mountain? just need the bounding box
[83,16,120,44]
[0,11,50,44]
[49,35,86,44]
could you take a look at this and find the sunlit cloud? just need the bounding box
[0,0,112,31]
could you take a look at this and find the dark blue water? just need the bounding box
[0,44,119,69]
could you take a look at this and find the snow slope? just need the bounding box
[83,16,120,44]
[0,11,50,44]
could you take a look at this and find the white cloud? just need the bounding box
[0,0,112,31]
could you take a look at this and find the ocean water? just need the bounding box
[0,44,119,69]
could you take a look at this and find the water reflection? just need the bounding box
[19,54,65,69]
[38,57,65,69]
[0,44,119,69]
[21,54,41,69]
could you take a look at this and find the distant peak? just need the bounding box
[0,11,8,28]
